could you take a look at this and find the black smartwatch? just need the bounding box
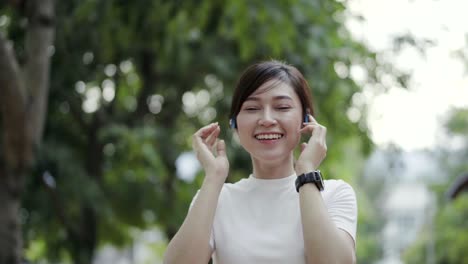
[295,170,324,192]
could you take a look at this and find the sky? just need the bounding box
[346,0,468,151]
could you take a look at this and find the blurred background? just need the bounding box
[0,0,467,263]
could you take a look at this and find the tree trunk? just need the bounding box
[0,0,54,263]
[0,175,23,264]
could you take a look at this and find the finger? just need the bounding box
[307,114,318,124]
[195,122,219,138]
[303,114,317,126]
[301,125,320,147]
[299,123,318,135]
[205,125,220,147]
[311,125,326,142]
[300,142,307,153]
[312,125,325,142]
[193,123,217,150]
[192,134,207,160]
[319,125,327,145]
[311,126,327,151]
[216,139,226,157]
[192,131,207,152]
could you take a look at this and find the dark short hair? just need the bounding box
[229,60,314,120]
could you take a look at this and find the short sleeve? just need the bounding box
[324,180,358,245]
[189,190,216,250]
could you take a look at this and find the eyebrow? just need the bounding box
[244,95,294,102]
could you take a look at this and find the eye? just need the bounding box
[276,105,292,111]
[242,106,260,112]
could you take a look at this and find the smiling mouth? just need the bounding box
[254,133,284,140]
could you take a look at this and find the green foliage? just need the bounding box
[404,194,468,264]
[0,0,401,262]
[355,190,384,264]
[404,107,468,264]
[436,194,468,263]
[446,107,468,136]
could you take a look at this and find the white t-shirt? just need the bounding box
[190,174,357,264]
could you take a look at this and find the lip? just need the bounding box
[253,132,284,142]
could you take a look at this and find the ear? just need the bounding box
[229,118,237,129]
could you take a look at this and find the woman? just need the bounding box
[164,60,357,264]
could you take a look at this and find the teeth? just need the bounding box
[255,134,283,140]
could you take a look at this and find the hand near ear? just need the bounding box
[296,115,327,173]
[192,123,229,183]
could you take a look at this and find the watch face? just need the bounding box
[318,177,324,191]
[313,170,324,191]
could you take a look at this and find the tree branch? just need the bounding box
[0,31,30,173]
[127,49,156,125]
[0,31,28,264]
[24,0,55,147]
[0,35,26,105]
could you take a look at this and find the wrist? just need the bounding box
[202,174,226,188]
[295,164,318,175]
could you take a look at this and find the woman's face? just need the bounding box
[235,80,303,163]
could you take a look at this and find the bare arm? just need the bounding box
[295,116,356,264]
[164,123,228,264]
[297,182,356,264]
[164,178,223,264]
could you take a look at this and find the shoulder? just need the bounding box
[322,180,358,244]
[190,178,251,204]
[218,178,251,198]
[222,176,253,191]
[324,179,355,193]
[322,179,357,204]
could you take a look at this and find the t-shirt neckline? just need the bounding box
[247,173,297,188]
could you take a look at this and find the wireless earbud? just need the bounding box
[229,118,237,129]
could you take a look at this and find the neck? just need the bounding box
[251,154,296,179]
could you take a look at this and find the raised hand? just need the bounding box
[192,122,229,183]
[295,115,327,173]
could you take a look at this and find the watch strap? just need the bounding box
[295,170,324,192]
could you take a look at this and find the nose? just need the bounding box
[258,110,277,127]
